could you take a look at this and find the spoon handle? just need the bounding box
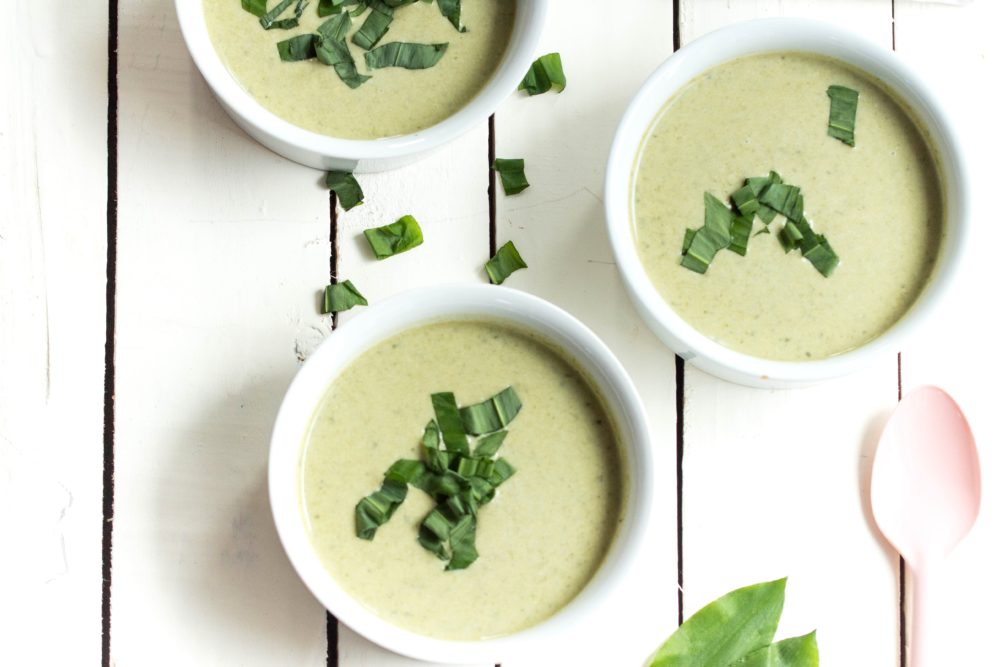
[909,563,940,667]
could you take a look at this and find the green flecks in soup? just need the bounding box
[204,0,516,139]
[300,320,626,640]
[631,52,944,361]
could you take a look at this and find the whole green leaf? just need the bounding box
[650,578,786,667]
[729,631,819,667]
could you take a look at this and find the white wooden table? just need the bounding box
[3,0,998,665]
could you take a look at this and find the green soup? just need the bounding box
[300,320,626,640]
[204,0,516,139]
[632,52,944,361]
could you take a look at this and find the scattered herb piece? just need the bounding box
[437,0,466,32]
[322,280,368,313]
[259,0,309,30]
[492,158,529,195]
[459,386,522,435]
[365,42,449,69]
[277,33,317,61]
[519,53,566,95]
[242,0,268,17]
[650,578,820,667]
[485,240,527,284]
[351,1,394,49]
[827,85,860,147]
[363,215,424,259]
[326,170,364,210]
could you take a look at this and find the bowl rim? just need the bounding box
[175,0,548,162]
[268,284,654,663]
[604,18,970,387]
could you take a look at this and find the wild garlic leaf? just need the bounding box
[728,631,819,667]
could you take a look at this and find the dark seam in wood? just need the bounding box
[675,354,685,624]
[326,191,340,665]
[488,114,497,258]
[101,0,119,664]
[891,0,897,50]
[898,352,907,667]
[672,0,681,52]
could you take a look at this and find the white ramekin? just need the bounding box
[605,19,969,388]
[269,284,653,663]
[176,0,547,172]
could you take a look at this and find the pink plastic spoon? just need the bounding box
[871,385,981,667]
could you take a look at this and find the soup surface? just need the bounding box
[204,0,515,139]
[301,320,625,640]
[632,52,943,361]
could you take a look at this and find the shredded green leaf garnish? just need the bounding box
[259,0,309,30]
[316,0,344,17]
[519,53,566,95]
[351,1,394,49]
[493,158,529,196]
[364,42,449,69]
[431,392,468,455]
[326,170,364,210]
[363,215,424,259]
[472,430,507,458]
[436,0,466,32]
[680,193,733,274]
[354,476,408,539]
[728,213,753,257]
[485,240,527,285]
[242,0,268,17]
[322,280,368,313]
[314,14,372,88]
[827,85,860,147]
[459,386,522,435]
[730,184,760,217]
[277,33,317,61]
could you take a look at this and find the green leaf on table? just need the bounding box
[650,578,786,667]
[519,52,566,95]
[729,632,819,667]
[363,215,424,259]
[322,280,368,313]
[242,0,268,17]
[827,84,859,147]
[485,240,527,284]
[365,42,449,69]
[326,170,365,210]
[259,0,309,30]
[277,33,318,61]
[493,158,530,195]
[352,1,395,49]
[437,0,466,32]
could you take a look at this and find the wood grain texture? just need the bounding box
[494,2,678,664]
[112,0,328,663]
[676,2,903,666]
[0,1,108,663]
[894,1,1000,664]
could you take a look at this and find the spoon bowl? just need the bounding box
[871,385,981,666]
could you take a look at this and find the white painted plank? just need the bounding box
[0,1,108,663]
[677,2,903,666]
[894,1,1000,664]
[494,1,678,664]
[113,1,329,664]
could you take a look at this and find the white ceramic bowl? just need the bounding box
[269,284,653,663]
[605,19,969,388]
[176,0,547,172]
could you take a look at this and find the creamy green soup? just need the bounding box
[632,52,944,361]
[300,320,625,640]
[204,0,515,139]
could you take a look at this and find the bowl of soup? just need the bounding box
[605,19,969,388]
[269,284,653,662]
[178,0,546,172]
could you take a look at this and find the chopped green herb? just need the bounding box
[351,1,394,50]
[316,0,344,17]
[259,0,309,30]
[444,514,478,570]
[681,228,697,255]
[437,0,466,32]
[680,193,733,274]
[325,170,364,210]
[364,42,449,69]
[431,392,468,455]
[363,215,424,259]
[472,430,507,458]
[778,220,804,253]
[802,235,840,277]
[519,53,566,95]
[242,0,268,17]
[421,420,449,473]
[322,280,368,313]
[827,85,860,147]
[277,33,317,61]
[728,213,753,257]
[485,240,527,284]
[493,158,529,195]
[354,476,408,539]
[488,457,516,487]
[758,183,801,220]
[459,386,522,435]
[730,184,760,217]
[317,10,352,39]
[314,14,371,88]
